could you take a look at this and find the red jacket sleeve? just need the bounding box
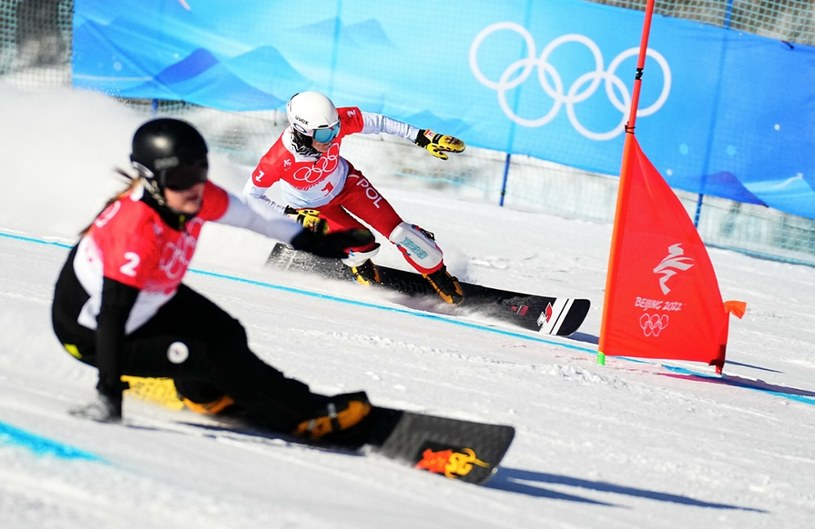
[337,106,365,139]
[198,180,230,221]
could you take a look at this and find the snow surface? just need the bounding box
[1,85,814,529]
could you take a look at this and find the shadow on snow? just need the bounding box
[487,467,767,513]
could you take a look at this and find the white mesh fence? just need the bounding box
[2,0,814,266]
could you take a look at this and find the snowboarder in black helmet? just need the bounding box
[51,117,373,438]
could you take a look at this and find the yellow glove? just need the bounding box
[414,129,466,160]
[286,208,328,234]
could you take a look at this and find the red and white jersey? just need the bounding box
[73,181,301,333]
[245,107,418,209]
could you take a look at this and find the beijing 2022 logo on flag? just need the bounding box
[636,244,696,338]
[469,22,672,141]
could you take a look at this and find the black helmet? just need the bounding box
[130,118,209,190]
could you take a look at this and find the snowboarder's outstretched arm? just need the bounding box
[215,191,374,258]
[360,111,466,160]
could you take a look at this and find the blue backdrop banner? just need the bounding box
[73,0,815,219]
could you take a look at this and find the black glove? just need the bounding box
[290,227,375,259]
[414,129,466,160]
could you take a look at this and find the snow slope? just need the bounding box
[1,85,813,529]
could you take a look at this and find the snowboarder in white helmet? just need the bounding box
[243,91,467,304]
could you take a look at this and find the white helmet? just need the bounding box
[286,91,341,143]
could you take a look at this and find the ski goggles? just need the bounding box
[162,160,209,191]
[311,122,341,143]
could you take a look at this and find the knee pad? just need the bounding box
[388,222,443,274]
[341,243,380,267]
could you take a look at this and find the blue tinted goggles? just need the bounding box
[312,122,340,143]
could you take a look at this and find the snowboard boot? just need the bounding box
[182,395,236,415]
[350,259,381,286]
[294,391,372,440]
[423,265,464,304]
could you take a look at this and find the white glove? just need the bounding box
[69,391,122,423]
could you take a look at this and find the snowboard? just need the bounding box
[266,242,590,336]
[123,376,514,485]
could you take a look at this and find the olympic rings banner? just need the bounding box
[73,0,815,219]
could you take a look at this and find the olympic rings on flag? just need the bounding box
[469,22,672,140]
[639,313,670,337]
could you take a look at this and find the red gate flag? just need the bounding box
[599,136,745,371]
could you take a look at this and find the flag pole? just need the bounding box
[598,0,656,365]
[623,0,655,135]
